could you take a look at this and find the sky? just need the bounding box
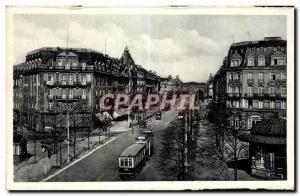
[13,14,286,82]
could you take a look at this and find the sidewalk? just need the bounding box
[14,134,111,182]
[110,106,161,133]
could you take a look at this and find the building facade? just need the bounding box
[213,37,287,129]
[13,47,160,133]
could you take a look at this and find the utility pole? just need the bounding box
[184,112,188,179]
[67,111,70,162]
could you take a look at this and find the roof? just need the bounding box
[120,143,145,157]
[252,117,286,137]
[239,133,286,145]
[57,51,78,57]
[239,117,286,145]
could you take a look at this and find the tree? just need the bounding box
[159,113,199,180]
[206,103,249,180]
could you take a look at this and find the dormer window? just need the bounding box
[258,57,265,66]
[57,59,63,67]
[247,58,255,66]
[272,57,285,66]
[230,59,241,67]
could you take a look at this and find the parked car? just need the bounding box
[178,112,184,119]
[155,111,162,120]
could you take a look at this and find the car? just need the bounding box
[155,111,162,120]
[178,112,184,119]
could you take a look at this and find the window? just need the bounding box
[258,101,263,109]
[248,73,253,79]
[272,57,285,66]
[258,57,265,66]
[248,86,253,94]
[255,149,265,169]
[269,87,275,94]
[69,89,73,96]
[259,73,264,80]
[281,88,287,96]
[57,60,63,66]
[274,47,277,52]
[66,61,70,69]
[281,101,286,109]
[281,72,286,80]
[235,86,239,93]
[72,61,77,67]
[49,102,53,110]
[81,62,86,69]
[230,59,240,67]
[270,101,275,109]
[247,58,255,66]
[236,74,240,80]
[69,75,73,83]
[228,73,233,81]
[228,86,233,93]
[258,87,263,94]
[270,73,276,80]
[86,74,91,82]
[82,75,86,84]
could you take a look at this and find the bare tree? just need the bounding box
[207,103,249,180]
[159,113,199,180]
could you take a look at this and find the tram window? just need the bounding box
[120,158,125,167]
[128,159,132,167]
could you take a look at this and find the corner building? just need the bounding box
[213,37,287,129]
[13,47,160,132]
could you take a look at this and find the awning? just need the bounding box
[96,111,113,121]
[113,108,128,119]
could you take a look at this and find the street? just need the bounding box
[47,111,177,181]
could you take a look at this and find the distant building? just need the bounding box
[212,37,287,129]
[159,76,182,94]
[207,73,214,100]
[13,47,160,133]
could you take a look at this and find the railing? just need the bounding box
[227,93,241,98]
[258,79,264,84]
[244,93,254,98]
[247,78,254,85]
[45,81,91,87]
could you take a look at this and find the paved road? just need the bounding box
[135,111,178,181]
[47,111,177,181]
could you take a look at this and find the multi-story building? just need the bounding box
[213,37,287,129]
[13,46,160,132]
[207,73,214,100]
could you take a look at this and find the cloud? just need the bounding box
[13,15,286,82]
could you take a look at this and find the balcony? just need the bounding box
[228,79,241,85]
[244,93,254,98]
[46,81,54,86]
[276,79,287,86]
[45,81,91,88]
[258,79,264,85]
[247,78,254,85]
[226,93,241,98]
[54,95,82,101]
[48,94,54,99]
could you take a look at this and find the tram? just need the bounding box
[119,143,146,179]
[135,133,154,159]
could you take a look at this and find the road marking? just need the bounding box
[41,137,116,182]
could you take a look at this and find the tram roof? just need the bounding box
[120,143,145,157]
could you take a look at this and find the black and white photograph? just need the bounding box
[5,6,295,191]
